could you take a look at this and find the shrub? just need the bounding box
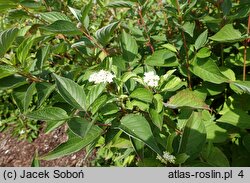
[0,0,250,166]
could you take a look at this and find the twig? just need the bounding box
[137,6,154,53]
[175,0,192,89]
[79,28,109,56]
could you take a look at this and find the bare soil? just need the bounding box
[0,125,94,167]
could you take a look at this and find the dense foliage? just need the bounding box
[0,0,250,167]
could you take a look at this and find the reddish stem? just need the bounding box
[138,7,154,53]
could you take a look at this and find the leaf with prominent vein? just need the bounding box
[190,58,230,84]
[26,107,69,121]
[42,126,102,160]
[164,89,209,110]
[209,24,247,43]
[40,12,71,23]
[178,112,206,159]
[217,109,250,129]
[95,21,119,46]
[119,114,162,155]
[53,74,86,111]
[0,28,18,58]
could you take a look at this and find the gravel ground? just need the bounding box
[0,125,94,167]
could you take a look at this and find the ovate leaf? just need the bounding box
[53,74,87,111]
[107,1,133,8]
[86,83,106,109]
[0,28,19,58]
[209,24,247,43]
[0,75,27,90]
[42,126,102,160]
[190,58,230,84]
[232,80,250,94]
[0,65,17,79]
[119,114,161,155]
[35,45,50,70]
[40,12,71,23]
[23,82,36,112]
[217,109,250,129]
[26,107,69,121]
[16,36,34,65]
[182,22,195,37]
[178,112,206,159]
[164,89,209,110]
[202,143,230,166]
[67,117,95,138]
[130,88,153,103]
[145,49,178,67]
[149,108,163,130]
[40,20,82,35]
[195,30,208,50]
[95,21,119,46]
[121,30,138,62]
[36,82,55,107]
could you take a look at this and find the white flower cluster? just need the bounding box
[143,71,160,87]
[163,151,176,164]
[89,70,115,84]
[19,129,25,135]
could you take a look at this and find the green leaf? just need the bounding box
[53,74,87,111]
[190,58,230,84]
[23,82,36,112]
[201,143,230,167]
[68,6,81,21]
[145,49,178,67]
[232,80,250,94]
[164,89,209,110]
[81,0,93,22]
[67,117,95,138]
[99,103,119,115]
[107,1,133,8]
[182,22,195,37]
[149,108,163,130]
[121,30,138,62]
[16,36,34,65]
[162,43,178,53]
[86,83,106,109]
[161,76,184,92]
[209,24,247,43]
[35,45,50,70]
[90,94,108,115]
[0,65,17,79]
[130,100,149,111]
[0,28,19,58]
[40,12,71,23]
[130,88,153,103]
[26,107,69,121]
[221,0,232,16]
[95,21,119,46]
[0,75,27,90]
[40,20,82,35]
[119,114,162,155]
[217,109,250,129]
[121,72,137,83]
[12,85,28,112]
[196,47,211,58]
[153,94,163,113]
[178,112,206,159]
[36,82,55,107]
[195,30,208,50]
[45,120,66,134]
[42,126,102,160]
[202,111,227,143]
